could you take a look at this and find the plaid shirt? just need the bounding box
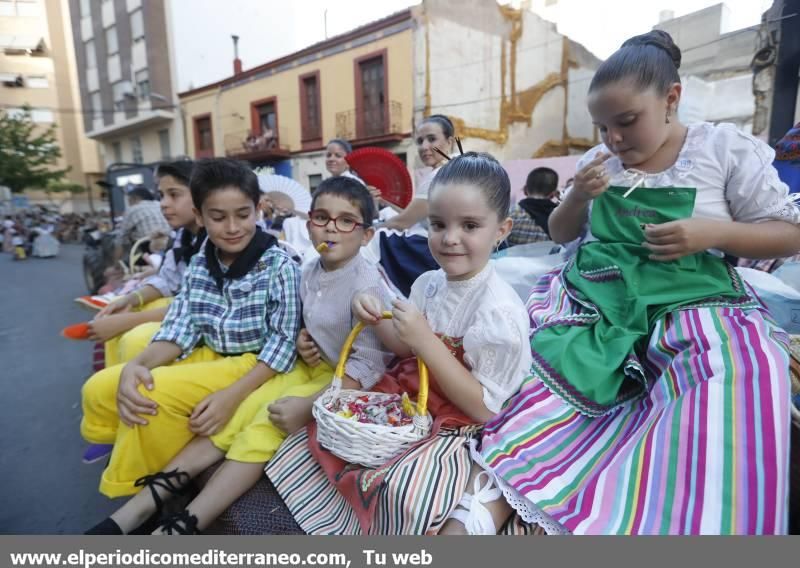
[118,201,170,249]
[507,204,550,246]
[141,228,199,297]
[152,244,301,373]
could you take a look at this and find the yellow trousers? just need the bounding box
[81,347,258,497]
[210,360,333,463]
[104,298,172,368]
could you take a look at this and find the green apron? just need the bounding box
[531,186,756,416]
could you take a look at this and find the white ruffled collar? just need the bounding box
[422,263,493,300]
[604,122,710,187]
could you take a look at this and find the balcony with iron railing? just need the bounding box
[224,128,291,161]
[335,100,405,146]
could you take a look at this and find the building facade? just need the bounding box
[179,9,415,192]
[413,0,601,161]
[1,0,103,211]
[67,0,181,168]
[656,4,760,134]
[529,1,765,135]
[178,1,602,194]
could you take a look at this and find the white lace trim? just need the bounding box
[419,265,494,337]
[594,122,708,186]
[468,440,571,536]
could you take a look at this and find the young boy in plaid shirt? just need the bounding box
[82,159,302,531]
[86,174,394,535]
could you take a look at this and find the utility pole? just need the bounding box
[768,0,800,145]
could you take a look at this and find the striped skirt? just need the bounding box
[477,269,792,535]
[266,426,546,535]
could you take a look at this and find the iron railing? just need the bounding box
[335,100,403,140]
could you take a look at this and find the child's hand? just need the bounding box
[96,296,133,319]
[189,387,240,437]
[391,299,433,352]
[569,152,611,203]
[87,313,133,342]
[297,328,321,367]
[117,363,157,427]
[643,218,720,261]
[352,293,384,325]
[268,396,316,434]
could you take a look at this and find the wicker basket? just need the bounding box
[313,312,433,468]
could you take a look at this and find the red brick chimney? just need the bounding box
[231,35,242,75]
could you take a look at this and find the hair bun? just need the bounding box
[622,30,681,70]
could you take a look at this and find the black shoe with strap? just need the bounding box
[129,469,194,534]
[85,469,193,535]
[133,469,192,515]
[157,510,200,535]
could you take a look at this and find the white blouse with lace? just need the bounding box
[574,122,800,244]
[408,263,532,414]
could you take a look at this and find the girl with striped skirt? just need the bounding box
[442,31,800,535]
[266,153,533,534]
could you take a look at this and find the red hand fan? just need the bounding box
[345,147,413,208]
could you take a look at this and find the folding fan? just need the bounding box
[346,147,414,208]
[256,174,312,213]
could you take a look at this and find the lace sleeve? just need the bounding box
[721,124,800,225]
[463,304,531,414]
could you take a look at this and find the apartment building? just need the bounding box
[67,0,180,168]
[1,0,102,210]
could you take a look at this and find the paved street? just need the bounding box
[0,245,118,534]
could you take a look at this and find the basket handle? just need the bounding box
[127,236,150,274]
[334,311,429,417]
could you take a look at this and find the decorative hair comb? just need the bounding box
[432,146,450,161]
[431,137,465,162]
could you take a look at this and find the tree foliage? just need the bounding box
[45,181,85,194]
[0,106,70,193]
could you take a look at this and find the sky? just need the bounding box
[535,0,774,58]
[174,0,774,91]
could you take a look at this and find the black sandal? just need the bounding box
[85,469,193,535]
[157,510,200,535]
[133,469,192,513]
[129,469,194,535]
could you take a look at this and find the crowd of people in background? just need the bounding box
[2,207,69,260]
[0,208,116,259]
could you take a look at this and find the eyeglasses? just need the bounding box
[308,209,368,233]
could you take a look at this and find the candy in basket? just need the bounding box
[312,312,433,468]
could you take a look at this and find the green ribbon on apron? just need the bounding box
[531,186,756,416]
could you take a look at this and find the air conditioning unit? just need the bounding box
[113,80,134,107]
[0,73,24,87]
[122,87,137,99]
